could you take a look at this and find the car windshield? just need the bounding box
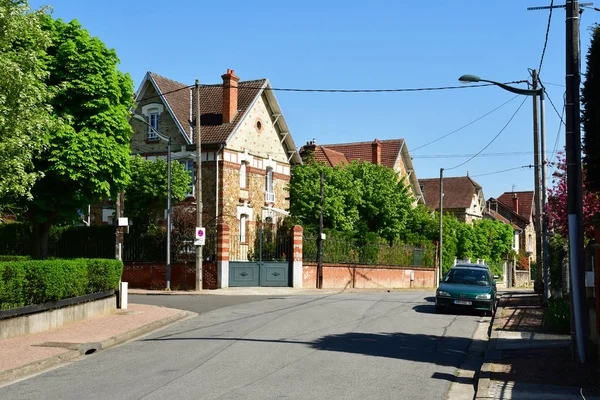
[444,269,490,286]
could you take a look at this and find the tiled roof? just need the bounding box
[318,139,404,169]
[148,72,266,145]
[419,176,482,210]
[484,209,523,231]
[497,191,534,220]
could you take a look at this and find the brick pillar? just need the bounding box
[217,223,230,288]
[292,225,303,288]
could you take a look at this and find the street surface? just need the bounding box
[1,291,485,400]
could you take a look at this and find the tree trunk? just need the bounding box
[32,220,51,260]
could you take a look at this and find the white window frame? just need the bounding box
[240,214,247,243]
[240,161,247,189]
[265,167,274,202]
[179,159,195,197]
[148,110,159,140]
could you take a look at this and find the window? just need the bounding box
[148,111,159,140]
[240,162,247,189]
[265,168,274,202]
[179,159,194,197]
[240,214,247,243]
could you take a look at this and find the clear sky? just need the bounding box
[28,0,599,199]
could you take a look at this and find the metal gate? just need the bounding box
[229,226,291,287]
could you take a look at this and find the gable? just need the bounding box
[226,94,288,163]
[420,176,481,210]
[497,191,534,220]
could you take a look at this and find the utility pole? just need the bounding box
[317,171,324,289]
[195,80,203,291]
[566,0,589,364]
[115,192,123,261]
[539,86,551,302]
[531,70,544,296]
[439,168,444,285]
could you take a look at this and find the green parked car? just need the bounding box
[435,265,498,316]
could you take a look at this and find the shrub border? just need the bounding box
[0,290,114,321]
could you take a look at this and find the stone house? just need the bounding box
[487,191,536,263]
[419,175,485,224]
[130,69,302,251]
[298,138,425,204]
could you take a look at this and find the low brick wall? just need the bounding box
[303,263,435,289]
[515,270,532,287]
[122,262,218,290]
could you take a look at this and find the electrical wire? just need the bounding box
[542,81,565,88]
[413,151,554,159]
[539,80,566,125]
[471,165,534,178]
[538,0,554,74]
[550,94,566,164]
[445,96,528,171]
[411,95,520,152]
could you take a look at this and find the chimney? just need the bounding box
[372,139,381,164]
[221,69,239,124]
[512,193,519,214]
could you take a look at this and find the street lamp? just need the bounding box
[132,114,173,291]
[459,74,550,301]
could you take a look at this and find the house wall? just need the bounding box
[227,94,288,163]
[130,83,189,155]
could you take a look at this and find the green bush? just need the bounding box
[0,258,122,310]
[0,255,30,262]
[545,297,570,334]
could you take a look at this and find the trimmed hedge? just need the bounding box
[0,258,123,310]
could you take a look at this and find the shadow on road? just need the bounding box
[412,303,488,317]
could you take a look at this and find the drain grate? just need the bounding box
[35,341,102,355]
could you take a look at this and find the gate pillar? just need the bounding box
[292,225,303,288]
[217,223,230,288]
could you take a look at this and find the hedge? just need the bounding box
[0,258,123,310]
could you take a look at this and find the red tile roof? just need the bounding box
[484,209,523,231]
[147,72,266,145]
[497,191,534,220]
[419,176,482,210]
[316,139,403,169]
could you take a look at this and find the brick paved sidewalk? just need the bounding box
[476,291,600,399]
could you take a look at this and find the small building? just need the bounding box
[419,175,485,224]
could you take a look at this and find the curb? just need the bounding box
[0,310,194,386]
[474,293,507,400]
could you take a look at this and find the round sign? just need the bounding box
[197,230,204,237]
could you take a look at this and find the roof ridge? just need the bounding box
[500,190,534,194]
[321,139,403,147]
[148,72,188,88]
[493,198,530,222]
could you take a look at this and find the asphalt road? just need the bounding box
[1,291,486,400]
[129,294,273,314]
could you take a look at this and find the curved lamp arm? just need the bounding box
[131,114,171,143]
[458,74,543,97]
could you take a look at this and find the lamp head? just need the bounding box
[458,74,481,84]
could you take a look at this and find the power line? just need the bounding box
[411,95,519,152]
[471,165,534,178]
[538,80,566,125]
[542,81,565,87]
[550,93,566,163]
[413,151,555,159]
[445,96,528,171]
[538,0,554,74]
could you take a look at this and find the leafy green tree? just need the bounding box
[288,163,360,234]
[345,161,413,242]
[456,222,474,260]
[401,204,438,245]
[441,213,460,273]
[24,17,134,258]
[0,1,53,201]
[125,156,192,230]
[582,24,600,192]
[471,219,514,263]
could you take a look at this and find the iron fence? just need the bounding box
[229,227,291,262]
[123,230,217,262]
[303,235,435,267]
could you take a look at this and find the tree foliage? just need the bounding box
[546,150,600,238]
[21,16,135,258]
[289,160,413,241]
[582,23,600,192]
[0,0,53,200]
[125,156,192,229]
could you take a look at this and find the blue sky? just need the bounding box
[29,0,599,199]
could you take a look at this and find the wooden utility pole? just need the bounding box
[195,80,203,291]
[531,70,544,295]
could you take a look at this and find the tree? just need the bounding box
[582,23,600,192]
[547,150,600,238]
[125,156,192,230]
[401,204,438,245]
[345,161,413,242]
[0,1,53,202]
[24,16,134,258]
[288,162,360,234]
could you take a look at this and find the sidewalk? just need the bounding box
[476,290,600,399]
[0,303,193,385]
